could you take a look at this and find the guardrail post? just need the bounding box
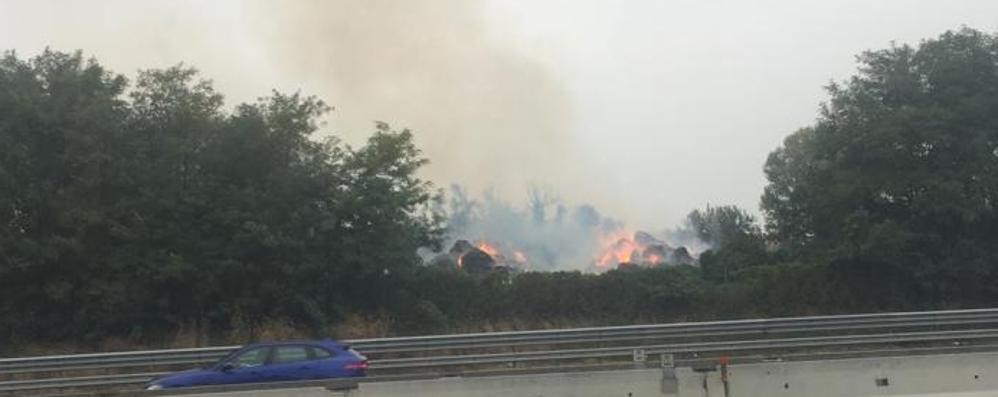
[660,353,675,368]
[660,354,678,395]
[719,356,730,397]
[632,348,647,368]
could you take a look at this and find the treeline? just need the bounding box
[0,50,441,346]
[3,27,998,351]
[683,28,998,313]
[760,27,998,310]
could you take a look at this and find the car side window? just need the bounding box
[309,347,333,360]
[232,347,269,368]
[273,346,310,364]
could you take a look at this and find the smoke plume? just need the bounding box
[246,0,576,202]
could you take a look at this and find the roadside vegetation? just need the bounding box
[2,28,997,354]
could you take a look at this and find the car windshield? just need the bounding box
[213,348,242,368]
[232,347,268,367]
[214,346,266,368]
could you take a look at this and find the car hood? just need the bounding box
[149,368,217,387]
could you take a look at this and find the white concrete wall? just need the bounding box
[173,387,347,397]
[356,369,665,397]
[690,351,998,397]
[178,351,998,397]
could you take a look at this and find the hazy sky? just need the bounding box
[2,0,997,230]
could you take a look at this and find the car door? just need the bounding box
[307,346,341,379]
[224,346,274,384]
[268,345,314,381]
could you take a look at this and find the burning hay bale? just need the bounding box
[446,239,522,274]
[640,244,668,265]
[596,231,696,270]
[460,247,497,273]
[438,230,698,273]
[449,240,475,257]
[670,246,695,265]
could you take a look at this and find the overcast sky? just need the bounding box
[2,0,997,230]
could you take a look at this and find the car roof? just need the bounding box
[241,339,345,350]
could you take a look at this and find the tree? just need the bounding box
[0,50,133,339]
[684,205,767,281]
[686,205,760,248]
[321,122,444,316]
[761,28,998,308]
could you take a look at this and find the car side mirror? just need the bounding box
[219,362,236,372]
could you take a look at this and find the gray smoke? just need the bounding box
[436,185,702,272]
[245,0,576,204]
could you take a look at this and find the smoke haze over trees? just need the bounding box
[7,1,998,231]
[2,27,998,350]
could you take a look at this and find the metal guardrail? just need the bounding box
[4,308,998,394]
[5,307,997,374]
[1,373,159,393]
[374,328,998,369]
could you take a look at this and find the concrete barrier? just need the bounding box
[693,350,998,397]
[162,387,347,397]
[357,368,667,397]
[173,351,998,397]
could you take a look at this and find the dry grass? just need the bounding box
[252,318,307,341]
[453,317,601,334]
[332,312,395,339]
[3,314,636,357]
[165,322,208,348]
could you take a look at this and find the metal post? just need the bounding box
[661,353,678,394]
[633,348,647,369]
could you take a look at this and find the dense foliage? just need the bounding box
[762,28,998,310]
[0,50,441,344]
[2,27,998,350]
[685,205,768,282]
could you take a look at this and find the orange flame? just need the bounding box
[593,229,668,270]
[455,238,528,270]
[476,241,499,258]
[596,239,638,268]
[595,228,641,269]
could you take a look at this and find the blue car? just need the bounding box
[145,340,367,390]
